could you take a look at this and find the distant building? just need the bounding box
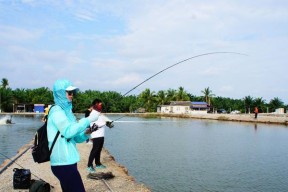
[13,103,46,113]
[157,101,209,114]
[273,108,285,114]
[34,104,45,113]
[135,107,146,113]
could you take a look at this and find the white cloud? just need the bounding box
[0,0,287,103]
[0,25,42,42]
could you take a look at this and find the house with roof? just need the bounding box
[157,101,209,114]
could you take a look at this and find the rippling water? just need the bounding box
[0,114,43,165]
[1,114,288,192]
[105,115,288,192]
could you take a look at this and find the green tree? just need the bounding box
[253,97,266,113]
[187,93,201,102]
[1,78,9,88]
[243,96,254,114]
[157,90,168,105]
[175,86,190,101]
[101,91,123,113]
[138,88,157,112]
[122,95,139,113]
[0,87,14,112]
[269,97,284,113]
[166,88,176,102]
[30,87,53,104]
[13,88,28,104]
[73,90,102,112]
[201,87,215,105]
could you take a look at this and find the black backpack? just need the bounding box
[32,105,60,163]
[13,168,31,189]
[29,179,51,192]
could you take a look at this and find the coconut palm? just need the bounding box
[254,97,266,113]
[175,86,190,101]
[1,78,9,89]
[201,87,215,105]
[243,95,253,114]
[269,97,284,113]
[166,88,177,102]
[157,90,167,105]
[138,88,157,112]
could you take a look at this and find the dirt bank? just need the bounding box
[0,141,151,192]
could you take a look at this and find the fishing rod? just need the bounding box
[122,51,247,97]
[110,51,247,123]
[0,150,32,175]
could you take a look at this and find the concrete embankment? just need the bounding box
[117,112,288,125]
[0,141,151,192]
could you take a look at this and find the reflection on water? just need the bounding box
[1,114,288,192]
[105,115,288,192]
[0,114,43,166]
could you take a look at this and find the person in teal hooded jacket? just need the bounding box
[47,79,100,192]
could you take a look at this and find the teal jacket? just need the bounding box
[47,79,91,166]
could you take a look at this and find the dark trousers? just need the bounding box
[88,137,104,167]
[255,113,258,119]
[51,163,85,192]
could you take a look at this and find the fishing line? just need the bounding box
[0,151,54,188]
[121,52,247,97]
[0,150,31,175]
[110,51,247,122]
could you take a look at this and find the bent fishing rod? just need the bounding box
[110,51,247,123]
[122,52,246,97]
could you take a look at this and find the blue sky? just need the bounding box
[0,0,287,104]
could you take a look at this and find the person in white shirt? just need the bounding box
[86,98,114,173]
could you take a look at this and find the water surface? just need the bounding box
[105,115,288,192]
[1,114,288,192]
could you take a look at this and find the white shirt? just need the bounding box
[90,115,111,138]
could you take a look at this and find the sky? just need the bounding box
[0,0,287,104]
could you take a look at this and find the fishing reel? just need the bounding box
[90,123,99,132]
[90,121,114,132]
[106,121,114,128]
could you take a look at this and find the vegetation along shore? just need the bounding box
[0,78,287,115]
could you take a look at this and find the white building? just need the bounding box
[157,101,209,114]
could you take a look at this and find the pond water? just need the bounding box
[1,114,288,192]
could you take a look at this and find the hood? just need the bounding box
[53,79,75,111]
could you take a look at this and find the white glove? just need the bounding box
[87,110,100,122]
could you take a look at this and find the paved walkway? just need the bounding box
[0,141,150,192]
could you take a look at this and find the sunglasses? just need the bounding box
[66,91,75,96]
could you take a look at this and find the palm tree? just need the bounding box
[175,86,190,101]
[166,88,176,102]
[157,90,167,105]
[243,95,253,114]
[138,88,157,112]
[201,87,215,105]
[254,97,266,113]
[269,97,284,113]
[1,78,9,89]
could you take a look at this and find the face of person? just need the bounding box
[94,102,102,112]
[66,90,74,101]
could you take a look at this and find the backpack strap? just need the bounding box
[49,131,60,155]
[46,105,60,155]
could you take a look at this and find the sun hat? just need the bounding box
[65,85,79,92]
